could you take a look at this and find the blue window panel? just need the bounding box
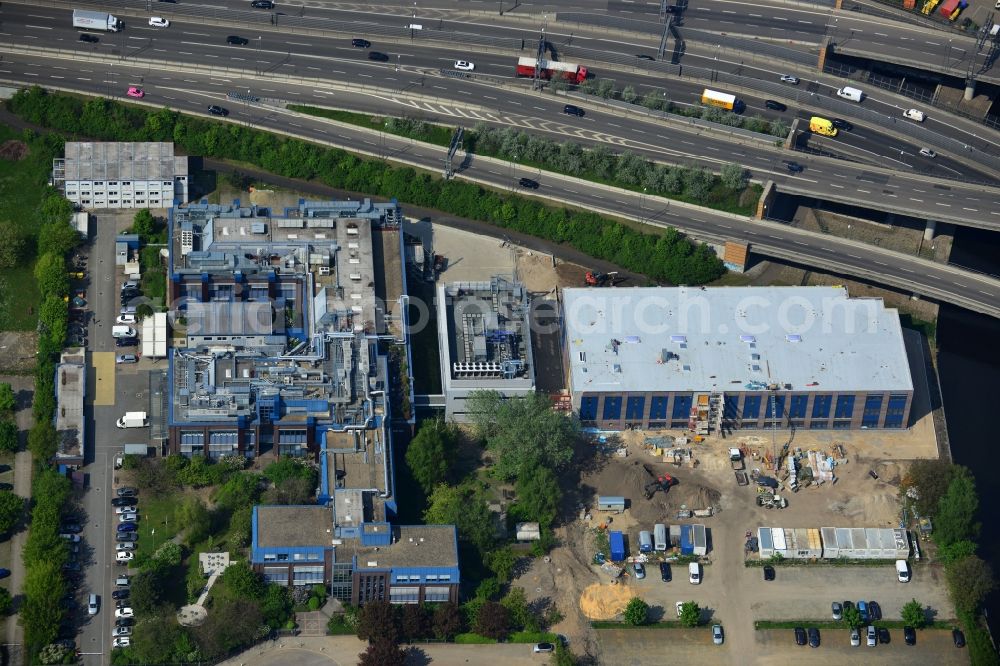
[649,396,669,420]
[579,397,598,421]
[887,395,908,416]
[724,396,739,420]
[672,395,692,420]
[834,395,855,419]
[626,396,645,421]
[884,414,904,428]
[862,412,881,428]
[811,395,832,419]
[809,421,826,429]
[602,396,622,421]
[864,394,883,416]
[764,396,786,420]
[788,395,808,419]
[743,396,761,420]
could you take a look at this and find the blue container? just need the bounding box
[680,524,694,555]
[610,531,626,562]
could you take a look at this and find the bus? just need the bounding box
[809,116,838,137]
[700,89,737,111]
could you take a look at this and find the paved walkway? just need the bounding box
[3,377,35,664]
[218,636,549,666]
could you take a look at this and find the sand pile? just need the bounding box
[579,583,635,620]
[828,490,899,525]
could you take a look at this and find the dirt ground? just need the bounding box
[0,332,38,374]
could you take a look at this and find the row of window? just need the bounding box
[74,199,162,206]
[395,574,452,583]
[70,180,175,186]
[583,393,909,423]
[262,552,322,562]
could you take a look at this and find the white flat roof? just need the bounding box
[563,286,912,394]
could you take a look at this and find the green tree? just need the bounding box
[151,541,182,567]
[903,458,956,517]
[720,163,748,191]
[0,221,25,270]
[21,559,65,654]
[400,604,431,642]
[935,471,980,547]
[190,597,263,659]
[357,599,400,644]
[0,490,25,533]
[423,482,495,553]
[678,601,700,628]
[175,496,211,546]
[553,642,577,666]
[132,209,156,238]
[37,221,79,260]
[465,391,578,481]
[0,587,12,615]
[262,475,315,504]
[938,539,978,564]
[27,420,58,462]
[622,597,649,626]
[946,555,995,614]
[621,85,637,104]
[405,418,458,494]
[842,604,862,629]
[129,569,165,614]
[432,602,463,640]
[222,561,266,600]
[33,253,68,299]
[0,419,18,454]
[486,546,518,583]
[475,601,510,640]
[263,458,316,486]
[213,472,262,510]
[501,586,538,632]
[229,505,254,548]
[901,599,926,629]
[513,466,561,529]
[358,638,407,666]
[475,577,502,601]
[260,584,293,630]
[0,383,16,413]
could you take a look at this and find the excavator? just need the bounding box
[643,473,678,500]
[585,270,618,287]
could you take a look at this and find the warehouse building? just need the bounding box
[757,526,909,560]
[435,277,536,421]
[53,142,188,209]
[562,286,913,432]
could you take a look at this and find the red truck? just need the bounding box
[515,57,588,83]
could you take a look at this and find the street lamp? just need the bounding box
[511,154,517,188]
[411,1,417,41]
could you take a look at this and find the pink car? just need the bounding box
[126,87,144,99]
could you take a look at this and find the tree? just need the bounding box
[0,383,15,413]
[423,482,495,553]
[222,561,266,600]
[433,602,463,640]
[405,419,458,494]
[213,473,262,511]
[357,600,400,644]
[903,458,956,516]
[946,555,996,614]
[935,471,980,547]
[677,600,700,627]
[20,559,65,654]
[400,604,431,642]
[465,391,578,481]
[229,505,253,548]
[842,604,862,629]
[501,586,538,632]
[475,601,510,640]
[0,587,11,615]
[486,546,518,583]
[27,420,58,462]
[358,638,406,666]
[259,584,293,630]
[623,597,649,626]
[191,597,263,659]
[263,458,317,486]
[36,220,79,260]
[0,419,18,454]
[175,496,211,546]
[33,252,69,299]
[475,577,502,601]
[151,540,182,567]
[720,163,749,191]
[513,466,561,529]
[554,642,577,666]
[129,569,165,613]
[132,209,156,238]
[621,85,637,104]
[938,539,978,564]
[0,221,25,270]
[901,599,926,629]
[0,490,24,533]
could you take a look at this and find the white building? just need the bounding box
[53,142,188,209]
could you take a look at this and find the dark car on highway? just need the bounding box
[352,38,371,48]
[832,118,853,131]
[785,161,804,173]
[807,627,820,648]
[226,36,249,45]
[764,100,786,112]
[208,105,229,116]
[563,104,585,117]
[659,562,671,582]
[904,626,916,645]
[794,627,806,645]
[79,34,99,43]
[636,54,655,61]
[250,0,274,7]
[518,177,539,190]
[367,51,389,61]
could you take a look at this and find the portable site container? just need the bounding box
[821,527,839,558]
[654,524,668,551]
[669,524,681,546]
[680,525,694,555]
[758,527,775,558]
[692,524,708,556]
[598,496,626,513]
[609,531,626,562]
[638,530,653,553]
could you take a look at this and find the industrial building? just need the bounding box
[562,286,913,432]
[757,527,909,560]
[53,348,86,469]
[53,142,189,209]
[435,277,535,421]
[166,198,411,458]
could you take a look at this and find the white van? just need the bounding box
[688,562,701,584]
[903,108,926,122]
[654,523,667,552]
[112,326,136,338]
[836,86,863,102]
[896,559,910,582]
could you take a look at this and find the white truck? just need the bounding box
[116,411,148,429]
[836,86,863,102]
[73,9,122,32]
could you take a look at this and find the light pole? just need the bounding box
[396,53,400,72]
[246,88,251,128]
[411,1,417,41]
[257,35,262,75]
[511,154,517,188]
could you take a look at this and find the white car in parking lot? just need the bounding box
[113,637,131,648]
[115,607,134,618]
[115,506,137,515]
[454,60,475,71]
[119,512,138,523]
[113,626,132,638]
[116,552,134,564]
[116,542,136,551]
[148,16,170,27]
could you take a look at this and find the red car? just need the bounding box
[126,87,144,99]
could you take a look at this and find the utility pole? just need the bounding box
[532,16,546,90]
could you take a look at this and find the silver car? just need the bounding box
[712,624,724,645]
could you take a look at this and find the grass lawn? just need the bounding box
[134,494,182,560]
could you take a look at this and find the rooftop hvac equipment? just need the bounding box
[319,266,330,275]
[452,361,505,378]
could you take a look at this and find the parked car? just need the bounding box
[115,506,137,515]
[763,566,775,581]
[454,60,475,71]
[113,626,132,637]
[61,523,83,534]
[63,561,81,572]
[118,487,138,498]
[117,522,138,532]
[878,627,890,644]
[953,628,965,647]
[858,600,869,622]
[115,607,134,619]
[88,594,100,615]
[148,16,170,27]
[116,542,136,551]
[633,563,645,579]
[866,625,877,647]
[116,532,138,542]
[532,643,554,653]
[116,314,136,325]
[116,552,134,563]
[780,74,800,84]
[116,337,138,348]
[808,628,820,648]
[112,497,136,507]
[869,601,882,621]
[113,637,131,648]
[794,627,806,646]
[675,601,684,618]
[116,354,138,364]
[518,177,539,190]
[226,35,249,45]
[764,100,786,111]
[712,624,724,645]
[831,601,843,620]
[208,105,229,116]
[60,533,82,542]
[851,628,860,646]
[904,626,916,645]
[112,589,130,600]
[118,513,138,523]
[115,575,130,587]
[659,562,671,582]
[126,87,144,99]
[79,34,99,43]
[115,617,135,628]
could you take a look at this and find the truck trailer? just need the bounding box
[515,57,588,83]
[116,411,148,429]
[72,9,122,32]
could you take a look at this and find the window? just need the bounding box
[672,395,692,419]
[389,586,420,604]
[788,395,808,419]
[292,566,324,585]
[625,396,645,421]
[834,395,855,419]
[742,395,761,421]
[649,396,668,420]
[886,395,908,416]
[602,396,622,421]
[862,394,882,427]
[579,396,598,421]
[723,395,738,421]
[424,586,451,603]
[811,395,832,419]
[764,395,785,421]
